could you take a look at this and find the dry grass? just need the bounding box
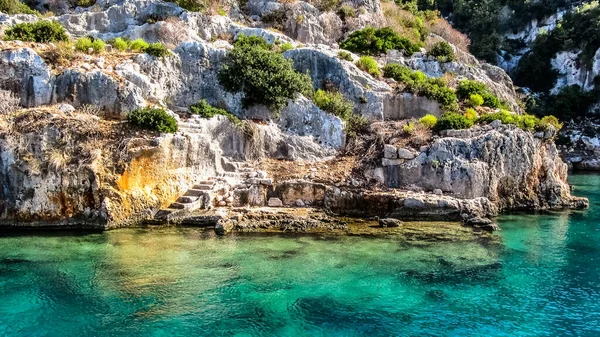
[39,42,82,69]
[372,119,432,149]
[48,148,69,172]
[381,2,424,46]
[157,17,192,48]
[426,18,470,53]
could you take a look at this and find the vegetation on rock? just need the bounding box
[127,107,178,133]
[218,35,313,113]
[383,63,458,111]
[190,100,240,125]
[129,38,150,52]
[0,0,37,14]
[355,56,381,77]
[456,80,502,109]
[75,37,105,53]
[313,89,353,120]
[4,21,69,43]
[337,50,353,61]
[434,112,473,131]
[428,41,455,62]
[340,27,421,56]
[145,42,171,57]
[419,114,437,128]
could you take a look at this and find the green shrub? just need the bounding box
[477,111,544,131]
[279,43,294,53]
[337,50,353,61]
[74,0,95,7]
[234,34,272,50]
[419,114,437,128]
[338,5,356,21]
[313,89,353,120]
[538,115,563,131]
[346,113,369,137]
[112,37,129,52]
[91,38,105,53]
[434,112,473,131]
[528,85,597,120]
[383,63,458,111]
[428,41,455,62]
[190,100,240,125]
[403,122,415,134]
[4,21,69,43]
[145,42,171,57]
[217,7,226,16]
[75,37,105,53]
[74,37,92,51]
[340,27,421,56]
[456,79,502,108]
[0,0,37,14]
[469,93,483,107]
[463,108,477,121]
[218,36,313,113]
[127,107,178,133]
[355,56,381,77]
[129,38,149,52]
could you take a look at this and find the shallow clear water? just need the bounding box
[1,175,600,337]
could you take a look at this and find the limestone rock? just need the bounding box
[268,197,283,207]
[397,148,416,160]
[378,218,402,228]
[384,144,397,159]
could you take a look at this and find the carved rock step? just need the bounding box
[193,184,215,191]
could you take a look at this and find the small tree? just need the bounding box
[218,36,313,113]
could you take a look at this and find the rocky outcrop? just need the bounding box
[550,49,600,94]
[387,49,523,114]
[379,123,588,210]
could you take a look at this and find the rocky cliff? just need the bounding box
[0,0,588,229]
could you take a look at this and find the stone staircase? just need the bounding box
[154,162,272,223]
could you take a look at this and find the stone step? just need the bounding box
[184,189,207,197]
[177,195,199,203]
[170,199,203,210]
[154,208,183,221]
[193,184,214,191]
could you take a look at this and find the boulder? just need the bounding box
[378,218,402,228]
[384,144,397,159]
[268,197,283,207]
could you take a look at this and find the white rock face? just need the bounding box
[279,96,346,150]
[550,49,600,94]
[383,125,587,210]
[0,48,54,107]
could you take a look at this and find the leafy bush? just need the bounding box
[218,35,313,113]
[190,100,240,125]
[279,43,294,53]
[0,0,37,14]
[476,111,544,131]
[346,114,369,137]
[129,38,149,52]
[355,56,381,77]
[145,42,171,57]
[383,63,458,111]
[234,34,272,50]
[73,0,96,7]
[74,37,105,53]
[338,5,356,21]
[428,41,455,62]
[337,50,353,61]
[127,107,178,133]
[403,122,415,134]
[4,21,69,43]
[463,108,477,121]
[112,37,129,51]
[434,112,473,131]
[539,115,563,131]
[528,85,598,120]
[419,114,437,128]
[469,93,483,107]
[456,79,502,108]
[340,27,421,56]
[313,89,353,120]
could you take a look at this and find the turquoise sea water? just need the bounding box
[1,175,600,337]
